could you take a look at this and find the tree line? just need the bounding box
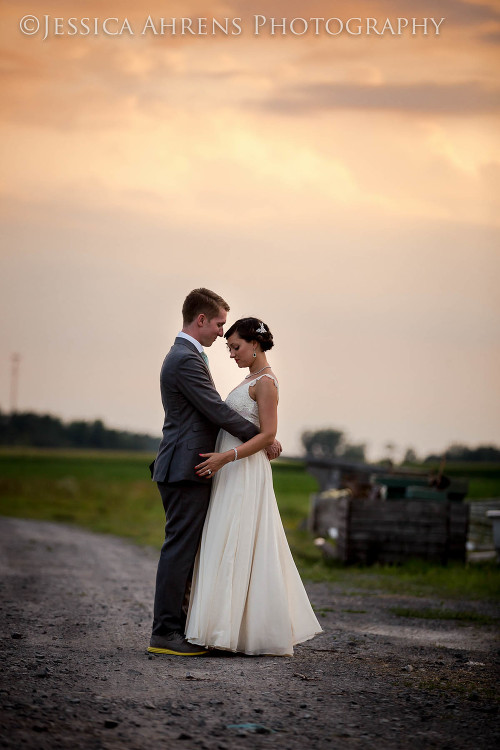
[301,429,367,462]
[423,443,500,463]
[1,413,498,461]
[301,429,500,464]
[0,410,158,451]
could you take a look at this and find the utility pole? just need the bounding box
[10,353,21,413]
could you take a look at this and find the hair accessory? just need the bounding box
[256,322,266,334]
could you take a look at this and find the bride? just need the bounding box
[186,317,322,656]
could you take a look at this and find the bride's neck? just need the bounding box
[247,358,269,375]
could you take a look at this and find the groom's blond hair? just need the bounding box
[182,288,230,324]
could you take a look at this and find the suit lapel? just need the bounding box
[174,337,215,386]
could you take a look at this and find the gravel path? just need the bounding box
[0,517,498,749]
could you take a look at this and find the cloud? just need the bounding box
[481,29,500,44]
[1,0,498,130]
[398,0,500,26]
[418,0,500,25]
[228,0,500,26]
[258,81,500,116]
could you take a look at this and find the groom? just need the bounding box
[148,288,281,655]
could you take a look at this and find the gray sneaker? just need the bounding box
[148,632,208,656]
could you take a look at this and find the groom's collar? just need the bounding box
[177,331,204,353]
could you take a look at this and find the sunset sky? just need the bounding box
[1,0,499,459]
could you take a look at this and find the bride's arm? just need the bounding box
[195,376,278,477]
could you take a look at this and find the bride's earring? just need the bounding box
[253,351,257,358]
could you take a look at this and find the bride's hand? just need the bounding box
[265,439,282,461]
[195,452,230,477]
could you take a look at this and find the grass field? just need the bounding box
[1,449,499,600]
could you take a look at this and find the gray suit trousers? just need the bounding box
[152,479,211,636]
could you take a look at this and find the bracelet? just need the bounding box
[232,447,238,461]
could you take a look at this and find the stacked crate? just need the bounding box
[312,475,469,565]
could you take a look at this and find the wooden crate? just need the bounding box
[313,496,469,565]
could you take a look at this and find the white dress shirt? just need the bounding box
[177,331,204,354]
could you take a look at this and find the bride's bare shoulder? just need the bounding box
[265,370,279,387]
[249,372,279,394]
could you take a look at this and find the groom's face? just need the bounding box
[199,308,227,347]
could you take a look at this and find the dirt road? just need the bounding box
[0,517,498,749]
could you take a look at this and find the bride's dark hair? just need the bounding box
[224,317,274,352]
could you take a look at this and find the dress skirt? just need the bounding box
[185,429,322,656]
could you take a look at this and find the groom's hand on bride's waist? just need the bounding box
[266,439,282,461]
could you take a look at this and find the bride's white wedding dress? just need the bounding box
[185,373,322,656]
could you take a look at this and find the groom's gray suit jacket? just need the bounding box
[151,337,259,484]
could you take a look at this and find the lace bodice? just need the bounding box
[225,374,278,428]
